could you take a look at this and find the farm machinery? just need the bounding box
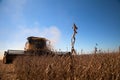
[3,24,78,64]
[3,36,53,64]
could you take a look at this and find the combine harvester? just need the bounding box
[3,24,78,64]
[3,36,54,64]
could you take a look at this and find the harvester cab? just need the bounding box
[24,36,51,51]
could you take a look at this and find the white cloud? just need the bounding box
[17,26,61,43]
[10,23,61,50]
[44,26,61,44]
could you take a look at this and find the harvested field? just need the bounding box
[0,52,120,80]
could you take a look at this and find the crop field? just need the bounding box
[0,52,120,80]
[0,60,16,80]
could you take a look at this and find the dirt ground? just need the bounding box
[0,60,16,80]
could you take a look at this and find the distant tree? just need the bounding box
[94,43,98,54]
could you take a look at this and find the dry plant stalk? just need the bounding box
[71,24,78,55]
[0,52,120,80]
[11,52,120,80]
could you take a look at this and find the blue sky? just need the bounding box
[0,0,120,55]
